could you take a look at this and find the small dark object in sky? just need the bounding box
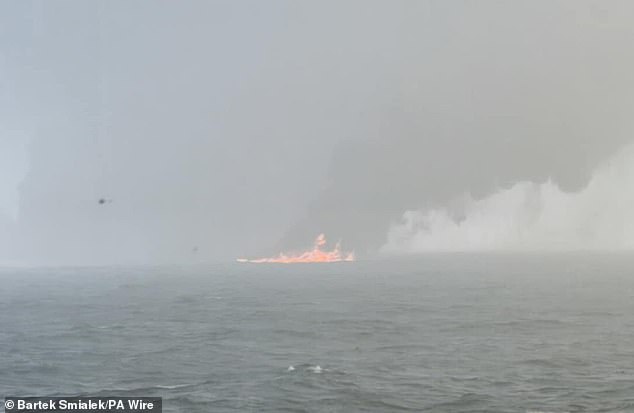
[98,198,112,205]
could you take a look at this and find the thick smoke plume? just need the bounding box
[383,144,634,253]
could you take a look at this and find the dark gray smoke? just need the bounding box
[3,1,634,264]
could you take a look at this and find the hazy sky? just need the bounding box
[2,1,634,264]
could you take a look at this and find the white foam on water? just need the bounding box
[307,365,323,373]
[155,383,196,390]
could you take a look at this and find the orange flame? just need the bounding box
[237,234,355,264]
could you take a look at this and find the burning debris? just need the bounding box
[237,234,354,264]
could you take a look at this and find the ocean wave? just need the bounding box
[154,383,200,390]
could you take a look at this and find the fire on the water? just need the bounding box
[237,234,355,264]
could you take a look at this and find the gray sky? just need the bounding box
[2,1,634,264]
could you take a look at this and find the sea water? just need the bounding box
[2,254,634,412]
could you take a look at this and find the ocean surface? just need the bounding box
[2,255,634,412]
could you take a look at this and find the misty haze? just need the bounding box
[2,1,634,412]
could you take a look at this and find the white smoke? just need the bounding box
[0,135,29,221]
[0,135,29,264]
[382,143,634,253]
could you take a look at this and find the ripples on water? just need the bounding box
[1,255,634,412]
